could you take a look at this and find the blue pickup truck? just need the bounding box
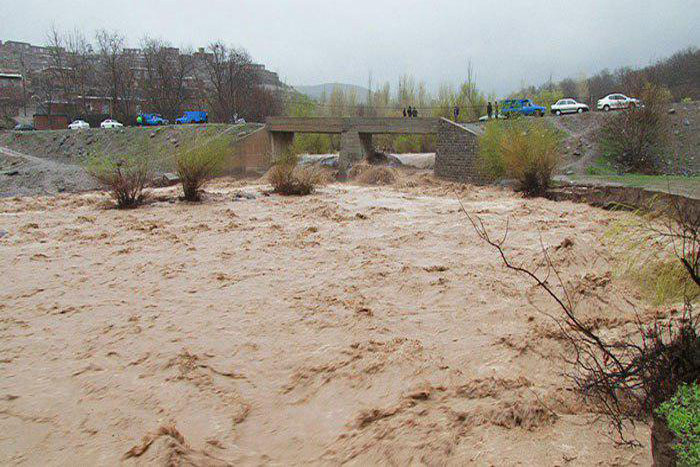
[176,111,208,124]
[137,113,168,126]
[500,99,546,117]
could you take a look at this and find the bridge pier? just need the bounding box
[270,131,294,161]
[339,131,372,173]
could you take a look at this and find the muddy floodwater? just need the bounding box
[0,178,652,465]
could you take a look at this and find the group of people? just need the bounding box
[486,101,499,119]
[402,106,419,118]
[402,101,501,121]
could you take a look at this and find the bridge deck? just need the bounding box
[266,117,440,134]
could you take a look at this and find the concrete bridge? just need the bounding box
[262,116,483,182]
[266,117,441,171]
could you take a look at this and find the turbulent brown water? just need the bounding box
[0,178,652,465]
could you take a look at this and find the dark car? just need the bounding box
[136,113,168,126]
[176,111,208,124]
[13,123,35,131]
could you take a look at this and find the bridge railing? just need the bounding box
[265,116,440,135]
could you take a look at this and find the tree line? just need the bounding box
[19,27,283,124]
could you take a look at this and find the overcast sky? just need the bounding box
[1,0,698,96]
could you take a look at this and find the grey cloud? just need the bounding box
[1,0,698,95]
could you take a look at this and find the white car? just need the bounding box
[597,93,640,111]
[100,118,123,129]
[551,98,589,116]
[68,119,90,130]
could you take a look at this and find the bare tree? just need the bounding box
[202,41,259,122]
[141,37,194,120]
[95,30,137,121]
[64,29,96,115]
[45,26,96,116]
[44,25,68,116]
[559,78,578,99]
[462,198,699,462]
[13,50,32,117]
[243,85,283,122]
[0,84,24,118]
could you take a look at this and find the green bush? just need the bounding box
[657,383,700,466]
[479,120,507,180]
[175,135,229,201]
[478,119,562,196]
[86,152,151,209]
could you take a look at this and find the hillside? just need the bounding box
[0,123,263,196]
[552,101,699,176]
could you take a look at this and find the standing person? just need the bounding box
[403,107,407,117]
[487,101,493,119]
[453,106,460,122]
[412,107,418,118]
[494,101,499,118]
[407,106,412,118]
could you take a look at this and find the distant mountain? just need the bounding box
[294,83,371,103]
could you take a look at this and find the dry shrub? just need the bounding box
[175,135,229,201]
[349,163,398,185]
[269,153,324,196]
[86,152,150,209]
[478,118,561,196]
[598,83,670,174]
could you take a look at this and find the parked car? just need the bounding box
[100,118,123,129]
[500,99,546,117]
[551,98,589,115]
[68,120,90,130]
[175,111,208,124]
[596,93,640,111]
[13,123,35,131]
[137,113,168,126]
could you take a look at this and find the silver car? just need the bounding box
[551,98,589,116]
[596,93,640,111]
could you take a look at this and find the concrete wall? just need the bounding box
[222,126,272,174]
[434,118,485,184]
